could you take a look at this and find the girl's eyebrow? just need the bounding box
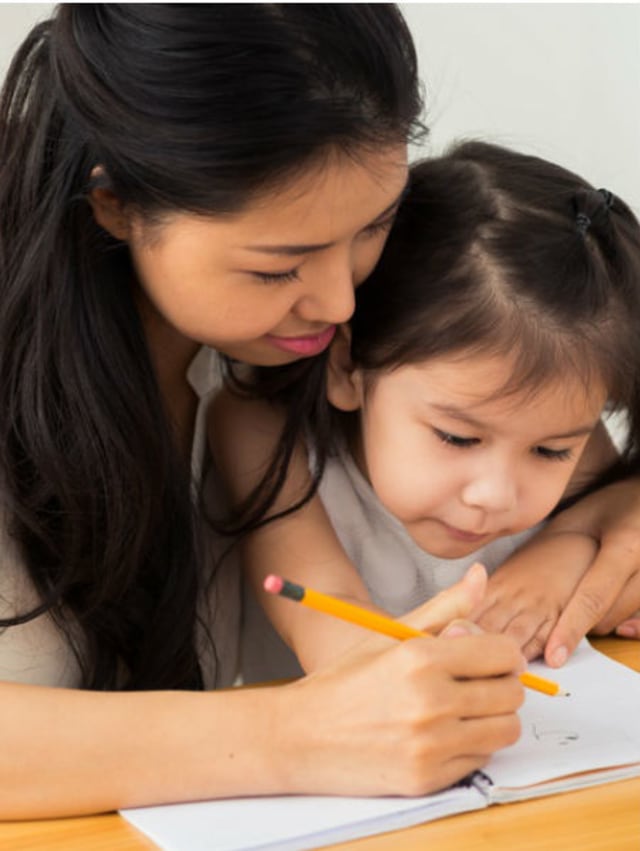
[242,180,410,257]
[430,403,600,440]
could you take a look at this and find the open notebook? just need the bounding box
[122,640,640,851]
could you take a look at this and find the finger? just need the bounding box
[544,546,632,667]
[521,628,552,662]
[454,676,525,719]
[457,713,523,753]
[418,756,490,796]
[404,563,488,634]
[591,570,640,634]
[441,618,484,638]
[473,599,517,635]
[500,611,554,660]
[423,723,520,792]
[472,595,554,655]
[404,632,525,681]
[616,616,640,639]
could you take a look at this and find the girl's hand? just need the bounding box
[275,626,525,797]
[472,533,598,662]
[473,479,640,666]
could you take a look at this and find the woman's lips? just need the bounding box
[267,325,337,356]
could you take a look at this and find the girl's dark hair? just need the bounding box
[353,142,640,401]
[0,4,424,689]
[348,142,640,504]
[240,141,640,528]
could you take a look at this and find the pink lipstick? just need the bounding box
[267,325,336,356]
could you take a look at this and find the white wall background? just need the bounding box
[401,3,640,212]
[1,3,639,211]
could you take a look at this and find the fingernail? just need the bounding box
[616,624,637,638]
[549,646,568,668]
[465,562,487,586]
[442,623,471,638]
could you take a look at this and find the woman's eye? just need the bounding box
[252,268,300,284]
[434,428,479,449]
[534,446,573,462]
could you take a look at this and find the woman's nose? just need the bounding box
[296,259,356,325]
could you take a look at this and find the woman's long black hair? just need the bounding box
[0,4,424,689]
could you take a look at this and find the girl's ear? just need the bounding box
[326,325,364,412]
[87,167,132,241]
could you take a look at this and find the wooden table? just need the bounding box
[1,637,638,851]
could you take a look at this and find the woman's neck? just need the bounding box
[137,291,201,461]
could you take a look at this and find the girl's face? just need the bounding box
[95,146,408,366]
[330,351,608,559]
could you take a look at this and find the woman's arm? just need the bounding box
[0,679,281,818]
[0,596,524,818]
[542,478,640,660]
[0,466,524,819]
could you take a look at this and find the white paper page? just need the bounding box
[485,639,640,791]
[122,785,484,851]
[122,640,639,851]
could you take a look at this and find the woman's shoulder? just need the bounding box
[0,506,82,687]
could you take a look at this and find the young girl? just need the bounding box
[210,141,640,682]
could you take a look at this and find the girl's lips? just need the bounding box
[441,522,489,544]
[267,325,337,356]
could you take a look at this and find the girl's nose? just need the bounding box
[461,466,517,514]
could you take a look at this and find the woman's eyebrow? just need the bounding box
[242,180,410,257]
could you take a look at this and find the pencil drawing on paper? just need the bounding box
[531,723,579,746]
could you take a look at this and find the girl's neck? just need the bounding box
[345,417,369,483]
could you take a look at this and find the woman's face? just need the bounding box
[102,146,408,366]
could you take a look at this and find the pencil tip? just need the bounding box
[559,689,571,697]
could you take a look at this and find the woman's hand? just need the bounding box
[542,479,640,664]
[616,612,640,638]
[275,620,525,797]
[260,562,525,798]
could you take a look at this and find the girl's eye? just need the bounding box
[252,268,300,284]
[434,428,479,449]
[362,214,397,238]
[533,446,573,462]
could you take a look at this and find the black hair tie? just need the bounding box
[575,212,591,236]
[598,188,614,209]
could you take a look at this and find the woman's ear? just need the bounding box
[326,325,363,412]
[87,167,132,241]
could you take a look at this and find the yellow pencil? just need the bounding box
[264,574,569,697]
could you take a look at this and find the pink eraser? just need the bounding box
[264,574,284,594]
